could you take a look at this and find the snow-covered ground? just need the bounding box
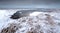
[0,9,60,33]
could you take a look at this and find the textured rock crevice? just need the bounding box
[1,23,19,33]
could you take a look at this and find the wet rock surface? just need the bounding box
[10,11,22,19]
[10,9,38,19]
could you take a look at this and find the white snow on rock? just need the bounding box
[0,10,17,30]
[0,9,60,33]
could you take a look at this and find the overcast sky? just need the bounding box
[0,0,60,9]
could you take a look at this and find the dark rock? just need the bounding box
[10,10,37,19]
[10,11,22,19]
